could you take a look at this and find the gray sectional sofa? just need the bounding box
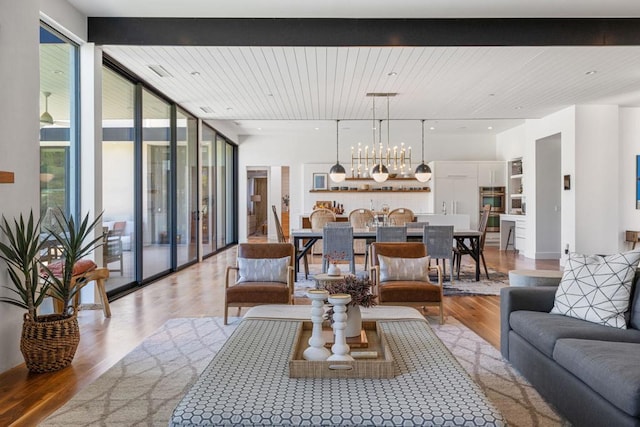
[501,280,640,427]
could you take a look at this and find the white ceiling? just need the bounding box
[58,1,640,137]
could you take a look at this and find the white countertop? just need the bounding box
[500,213,527,221]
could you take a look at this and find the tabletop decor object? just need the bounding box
[327,293,354,361]
[324,275,377,337]
[324,251,345,276]
[303,289,331,361]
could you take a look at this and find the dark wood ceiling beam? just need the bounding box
[88,18,640,47]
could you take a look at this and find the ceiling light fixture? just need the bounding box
[585,70,597,75]
[329,119,346,183]
[371,95,389,183]
[414,120,432,183]
[40,91,54,125]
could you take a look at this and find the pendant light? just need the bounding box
[329,119,346,183]
[371,96,389,183]
[415,119,432,182]
[40,91,54,125]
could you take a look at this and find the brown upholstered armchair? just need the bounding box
[224,243,295,324]
[369,242,444,324]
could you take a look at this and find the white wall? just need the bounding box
[0,0,42,373]
[574,105,620,255]
[39,0,87,42]
[619,108,640,244]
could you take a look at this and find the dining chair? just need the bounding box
[406,221,429,230]
[348,208,375,267]
[423,225,455,282]
[454,204,491,280]
[321,225,356,274]
[369,242,444,324]
[388,208,414,226]
[309,208,336,256]
[224,242,295,324]
[103,227,124,276]
[272,205,308,279]
[376,225,407,242]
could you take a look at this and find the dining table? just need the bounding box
[290,227,484,281]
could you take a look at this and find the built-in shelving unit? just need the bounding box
[508,158,523,214]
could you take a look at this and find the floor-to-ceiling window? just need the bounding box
[201,125,217,256]
[176,108,198,266]
[101,67,137,292]
[39,24,79,224]
[101,59,238,296]
[142,89,172,279]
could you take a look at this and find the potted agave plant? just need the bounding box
[0,209,103,373]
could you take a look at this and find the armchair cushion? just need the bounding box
[378,255,430,282]
[237,256,290,283]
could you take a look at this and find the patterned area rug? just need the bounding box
[295,264,510,298]
[41,316,566,427]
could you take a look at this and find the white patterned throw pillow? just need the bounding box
[378,255,430,282]
[237,256,290,283]
[551,250,640,328]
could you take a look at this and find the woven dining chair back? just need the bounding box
[376,226,407,242]
[388,208,414,226]
[348,209,375,256]
[322,225,356,274]
[309,209,336,255]
[423,225,455,282]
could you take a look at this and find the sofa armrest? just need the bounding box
[500,286,557,360]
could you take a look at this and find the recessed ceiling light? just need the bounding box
[487,126,493,130]
[314,127,320,130]
[147,65,173,78]
[257,127,262,130]
[266,93,274,97]
[190,71,200,76]
[429,126,435,130]
[488,93,495,97]
[387,71,398,76]
[200,106,214,114]
[515,106,523,110]
[226,107,233,111]
[585,70,597,75]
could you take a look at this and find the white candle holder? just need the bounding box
[327,293,354,361]
[303,290,331,361]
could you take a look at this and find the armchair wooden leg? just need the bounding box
[224,306,228,325]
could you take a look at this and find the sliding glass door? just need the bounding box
[176,108,198,266]
[201,125,217,256]
[101,67,137,291]
[141,89,172,279]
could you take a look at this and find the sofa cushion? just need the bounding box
[551,250,640,328]
[553,338,640,417]
[237,256,290,283]
[378,255,430,282]
[509,310,640,357]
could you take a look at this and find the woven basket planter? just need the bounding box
[20,312,80,373]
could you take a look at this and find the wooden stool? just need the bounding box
[504,225,515,251]
[51,268,111,318]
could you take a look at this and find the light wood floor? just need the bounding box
[0,244,559,426]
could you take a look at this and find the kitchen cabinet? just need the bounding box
[432,176,479,229]
[477,161,506,187]
[434,161,478,179]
